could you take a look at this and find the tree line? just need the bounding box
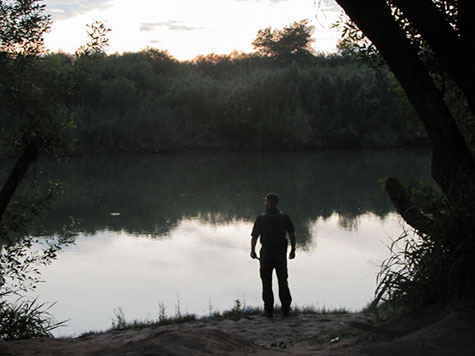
[0,15,424,157]
[17,49,420,155]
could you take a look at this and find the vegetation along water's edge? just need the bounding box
[1,53,427,157]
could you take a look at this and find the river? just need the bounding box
[19,149,431,336]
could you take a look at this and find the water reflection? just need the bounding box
[37,149,431,244]
[40,212,406,336]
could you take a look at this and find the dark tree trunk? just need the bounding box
[0,145,38,223]
[334,0,475,206]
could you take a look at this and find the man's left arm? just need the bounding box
[288,231,296,259]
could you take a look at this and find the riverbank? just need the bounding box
[2,305,475,355]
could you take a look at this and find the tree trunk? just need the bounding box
[0,145,38,223]
[335,0,475,205]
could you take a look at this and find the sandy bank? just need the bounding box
[1,307,475,355]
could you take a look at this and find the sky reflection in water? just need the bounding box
[37,212,404,337]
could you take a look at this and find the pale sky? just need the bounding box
[43,0,344,60]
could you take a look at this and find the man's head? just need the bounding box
[264,193,279,209]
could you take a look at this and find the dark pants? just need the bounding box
[259,248,292,314]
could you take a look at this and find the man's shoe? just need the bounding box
[262,311,273,318]
[282,309,291,317]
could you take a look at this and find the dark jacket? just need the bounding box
[251,208,295,252]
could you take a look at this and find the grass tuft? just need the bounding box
[0,293,66,341]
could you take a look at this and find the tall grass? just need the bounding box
[0,293,66,340]
[372,182,475,318]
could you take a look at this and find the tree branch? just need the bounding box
[385,177,433,235]
[392,0,475,114]
[0,145,38,224]
[458,0,475,53]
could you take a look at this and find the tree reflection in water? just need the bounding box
[32,149,431,246]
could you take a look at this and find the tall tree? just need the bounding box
[252,19,315,62]
[334,0,475,309]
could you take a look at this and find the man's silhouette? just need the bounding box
[250,193,296,318]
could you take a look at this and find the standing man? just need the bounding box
[250,193,296,318]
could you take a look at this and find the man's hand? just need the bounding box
[289,249,296,260]
[250,251,257,259]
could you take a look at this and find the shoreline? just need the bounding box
[1,311,373,355]
[2,304,475,355]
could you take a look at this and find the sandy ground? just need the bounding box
[2,306,475,356]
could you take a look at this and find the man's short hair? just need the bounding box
[266,193,279,206]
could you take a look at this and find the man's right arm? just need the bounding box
[250,216,260,259]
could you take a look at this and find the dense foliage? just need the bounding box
[0,0,50,55]
[38,49,421,155]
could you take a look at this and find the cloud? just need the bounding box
[315,0,342,12]
[232,0,341,9]
[44,0,112,20]
[232,0,289,3]
[139,21,205,32]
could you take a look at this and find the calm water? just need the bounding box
[24,149,431,336]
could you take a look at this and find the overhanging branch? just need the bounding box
[385,177,433,235]
[0,145,38,224]
[392,0,475,114]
